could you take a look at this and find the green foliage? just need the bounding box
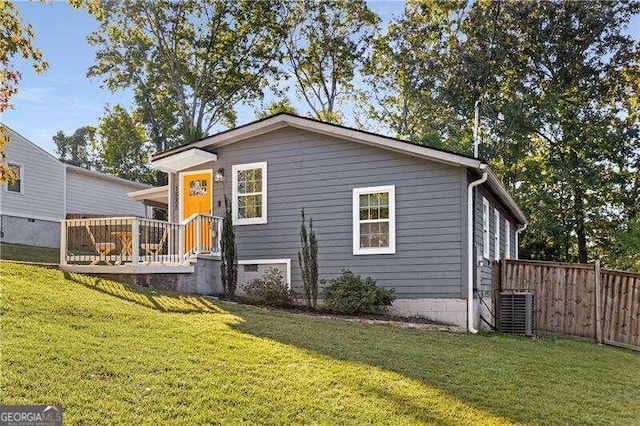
[284,0,379,121]
[366,0,640,265]
[322,270,395,315]
[297,208,318,310]
[0,2,48,183]
[220,196,238,299]
[93,105,155,184]
[53,126,96,169]
[256,98,298,119]
[243,268,293,308]
[83,0,288,151]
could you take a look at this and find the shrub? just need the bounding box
[220,195,237,299]
[298,208,318,310]
[244,268,293,307]
[322,270,395,315]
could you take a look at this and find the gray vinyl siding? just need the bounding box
[181,126,467,299]
[66,170,146,217]
[473,182,519,293]
[0,129,65,220]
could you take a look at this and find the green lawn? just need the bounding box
[0,243,59,264]
[2,263,639,424]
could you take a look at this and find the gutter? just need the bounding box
[467,166,488,334]
[515,222,528,259]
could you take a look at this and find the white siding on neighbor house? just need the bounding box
[0,129,65,221]
[66,170,147,217]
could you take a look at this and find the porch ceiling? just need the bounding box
[151,148,217,173]
[128,185,169,206]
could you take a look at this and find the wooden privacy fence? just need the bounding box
[493,258,640,352]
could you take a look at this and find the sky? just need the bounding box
[2,1,639,157]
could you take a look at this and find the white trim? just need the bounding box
[151,148,217,173]
[482,197,490,259]
[60,264,195,274]
[5,162,24,194]
[352,185,396,255]
[0,210,63,223]
[238,258,291,289]
[178,169,214,222]
[128,185,169,204]
[231,162,267,225]
[505,220,511,260]
[494,208,500,260]
[151,114,526,225]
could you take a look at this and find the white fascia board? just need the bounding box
[151,148,218,173]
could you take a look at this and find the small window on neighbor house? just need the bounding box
[6,163,22,193]
[232,162,267,225]
[482,197,490,259]
[494,208,500,260]
[505,220,511,259]
[353,185,395,255]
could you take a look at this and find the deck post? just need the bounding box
[60,220,67,266]
[195,216,201,255]
[131,218,140,266]
[178,225,185,264]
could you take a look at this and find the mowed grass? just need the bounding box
[0,243,59,264]
[2,263,640,424]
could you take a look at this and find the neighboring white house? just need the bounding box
[0,126,151,248]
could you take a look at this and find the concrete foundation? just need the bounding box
[0,214,60,248]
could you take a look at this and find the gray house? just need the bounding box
[0,127,151,248]
[61,114,526,331]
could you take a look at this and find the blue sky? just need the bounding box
[2,1,639,156]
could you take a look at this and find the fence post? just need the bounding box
[595,259,603,344]
[131,218,140,266]
[60,220,67,266]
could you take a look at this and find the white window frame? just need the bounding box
[353,185,396,255]
[5,163,24,194]
[505,220,511,259]
[232,162,267,225]
[482,197,490,259]
[494,208,500,260]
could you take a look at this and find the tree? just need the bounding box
[0,2,48,183]
[220,196,238,299]
[256,98,298,119]
[93,105,155,184]
[366,0,640,264]
[298,208,318,310]
[283,0,379,122]
[81,0,287,156]
[53,126,96,168]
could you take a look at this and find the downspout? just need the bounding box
[467,166,488,334]
[515,222,528,259]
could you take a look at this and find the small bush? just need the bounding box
[243,268,293,307]
[322,270,395,315]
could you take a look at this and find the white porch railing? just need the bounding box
[60,215,222,268]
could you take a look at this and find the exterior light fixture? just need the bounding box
[214,168,225,183]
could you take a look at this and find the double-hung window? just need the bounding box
[353,185,395,255]
[6,163,23,194]
[232,162,267,225]
[482,197,490,259]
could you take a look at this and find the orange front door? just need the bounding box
[181,170,212,253]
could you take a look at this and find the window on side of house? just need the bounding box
[505,220,511,259]
[494,208,500,260]
[353,185,395,255]
[6,163,23,194]
[482,197,490,259]
[232,162,267,225]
